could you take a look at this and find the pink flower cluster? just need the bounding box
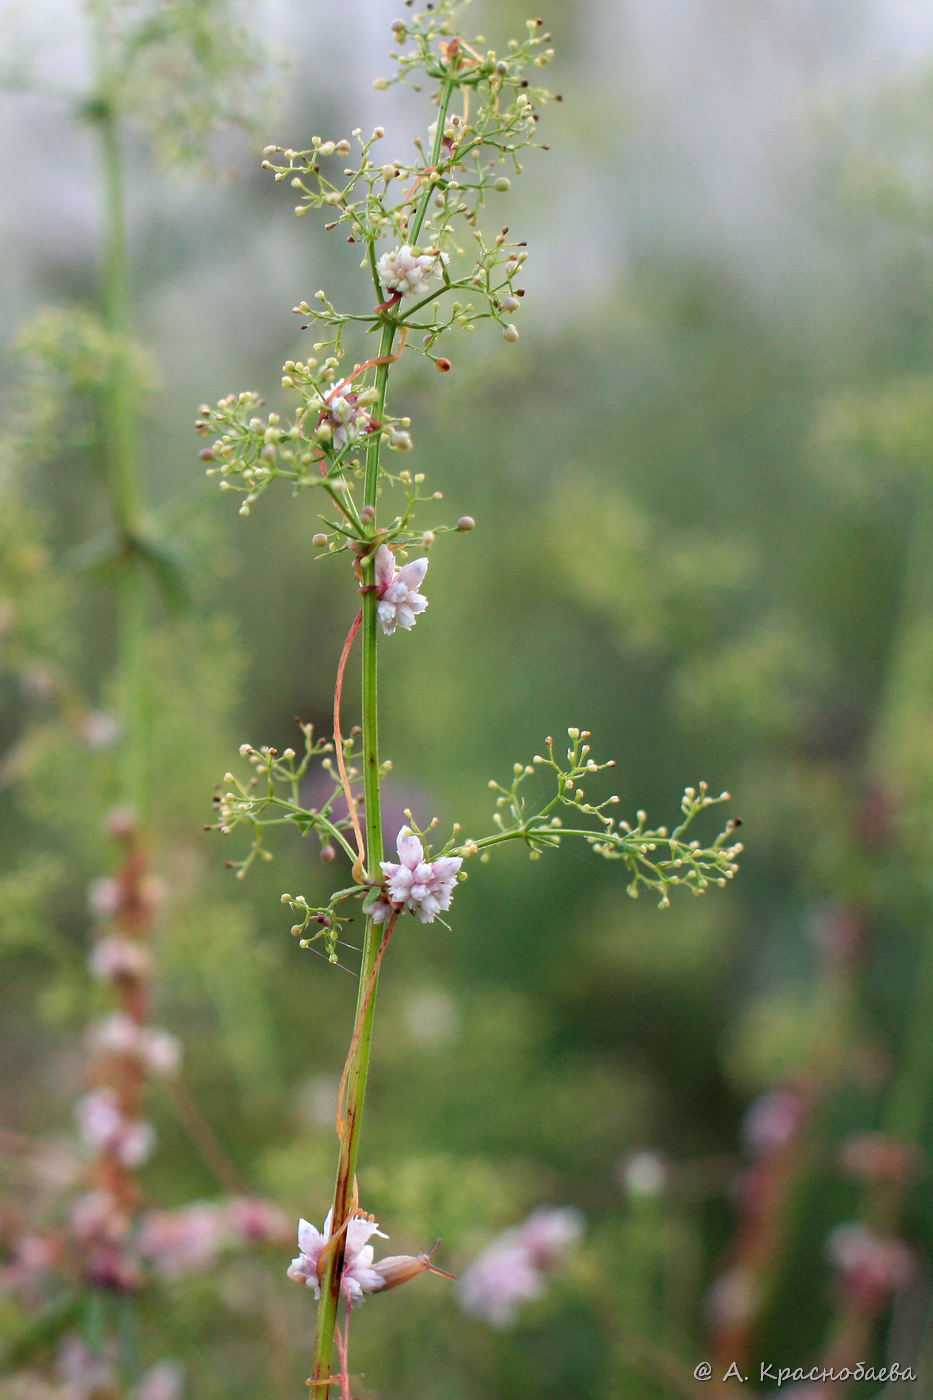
[89,935,153,983]
[826,1222,915,1313]
[376,244,447,299]
[87,1013,181,1076]
[456,1206,584,1328]
[375,826,462,924]
[54,1338,183,1400]
[742,1087,808,1159]
[374,545,428,635]
[321,379,375,450]
[287,1209,387,1305]
[138,1198,288,1279]
[75,1089,155,1169]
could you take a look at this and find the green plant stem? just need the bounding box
[309,318,396,1395]
[309,74,457,1394]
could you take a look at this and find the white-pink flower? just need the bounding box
[457,1242,543,1328]
[134,1361,184,1400]
[826,1222,914,1309]
[87,1014,181,1077]
[287,1210,387,1305]
[377,827,462,924]
[457,1207,583,1329]
[322,381,371,450]
[228,1196,289,1243]
[373,545,428,635]
[376,244,447,299]
[138,1204,228,1279]
[89,936,153,983]
[75,1089,155,1168]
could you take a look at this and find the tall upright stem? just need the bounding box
[309,318,396,1393]
[309,76,457,1393]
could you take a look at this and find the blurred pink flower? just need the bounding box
[57,1335,116,1395]
[742,1087,808,1158]
[826,1222,915,1313]
[87,1014,181,1077]
[838,1132,920,1186]
[89,936,153,983]
[75,1090,155,1168]
[374,546,428,635]
[706,1265,759,1326]
[457,1206,583,1329]
[138,1204,228,1279]
[377,827,462,924]
[134,1362,184,1400]
[287,1210,387,1305]
[87,877,121,919]
[227,1196,289,1244]
[70,1191,130,1247]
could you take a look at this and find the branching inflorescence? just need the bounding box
[199,2,740,1392]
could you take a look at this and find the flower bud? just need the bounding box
[456,516,476,531]
[372,1241,453,1292]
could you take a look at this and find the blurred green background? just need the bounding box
[4,1,933,1396]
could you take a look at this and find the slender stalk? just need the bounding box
[309,73,459,1393]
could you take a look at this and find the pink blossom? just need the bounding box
[321,381,372,450]
[742,1087,808,1158]
[373,545,428,635]
[141,1027,182,1076]
[1,1233,57,1292]
[57,1336,116,1395]
[376,244,447,299]
[134,1362,184,1400]
[457,1207,584,1329]
[377,827,462,924]
[458,1243,544,1327]
[287,1210,387,1305]
[227,1196,289,1244]
[138,1204,228,1279]
[706,1265,759,1326]
[515,1207,583,1265]
[70,1191,131,1247]
[87,876,121,919]
[826,1222,915,1312]
[838,1132,919,1185]
[89,936,153,983]
[87,1015,181,1077]
[81,710,120,750]
[75,1089,155,1167]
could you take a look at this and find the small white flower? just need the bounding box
[377,244,448,299]
[322,380,371,450]
[374,545,428,635]
[378,827,462,924]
